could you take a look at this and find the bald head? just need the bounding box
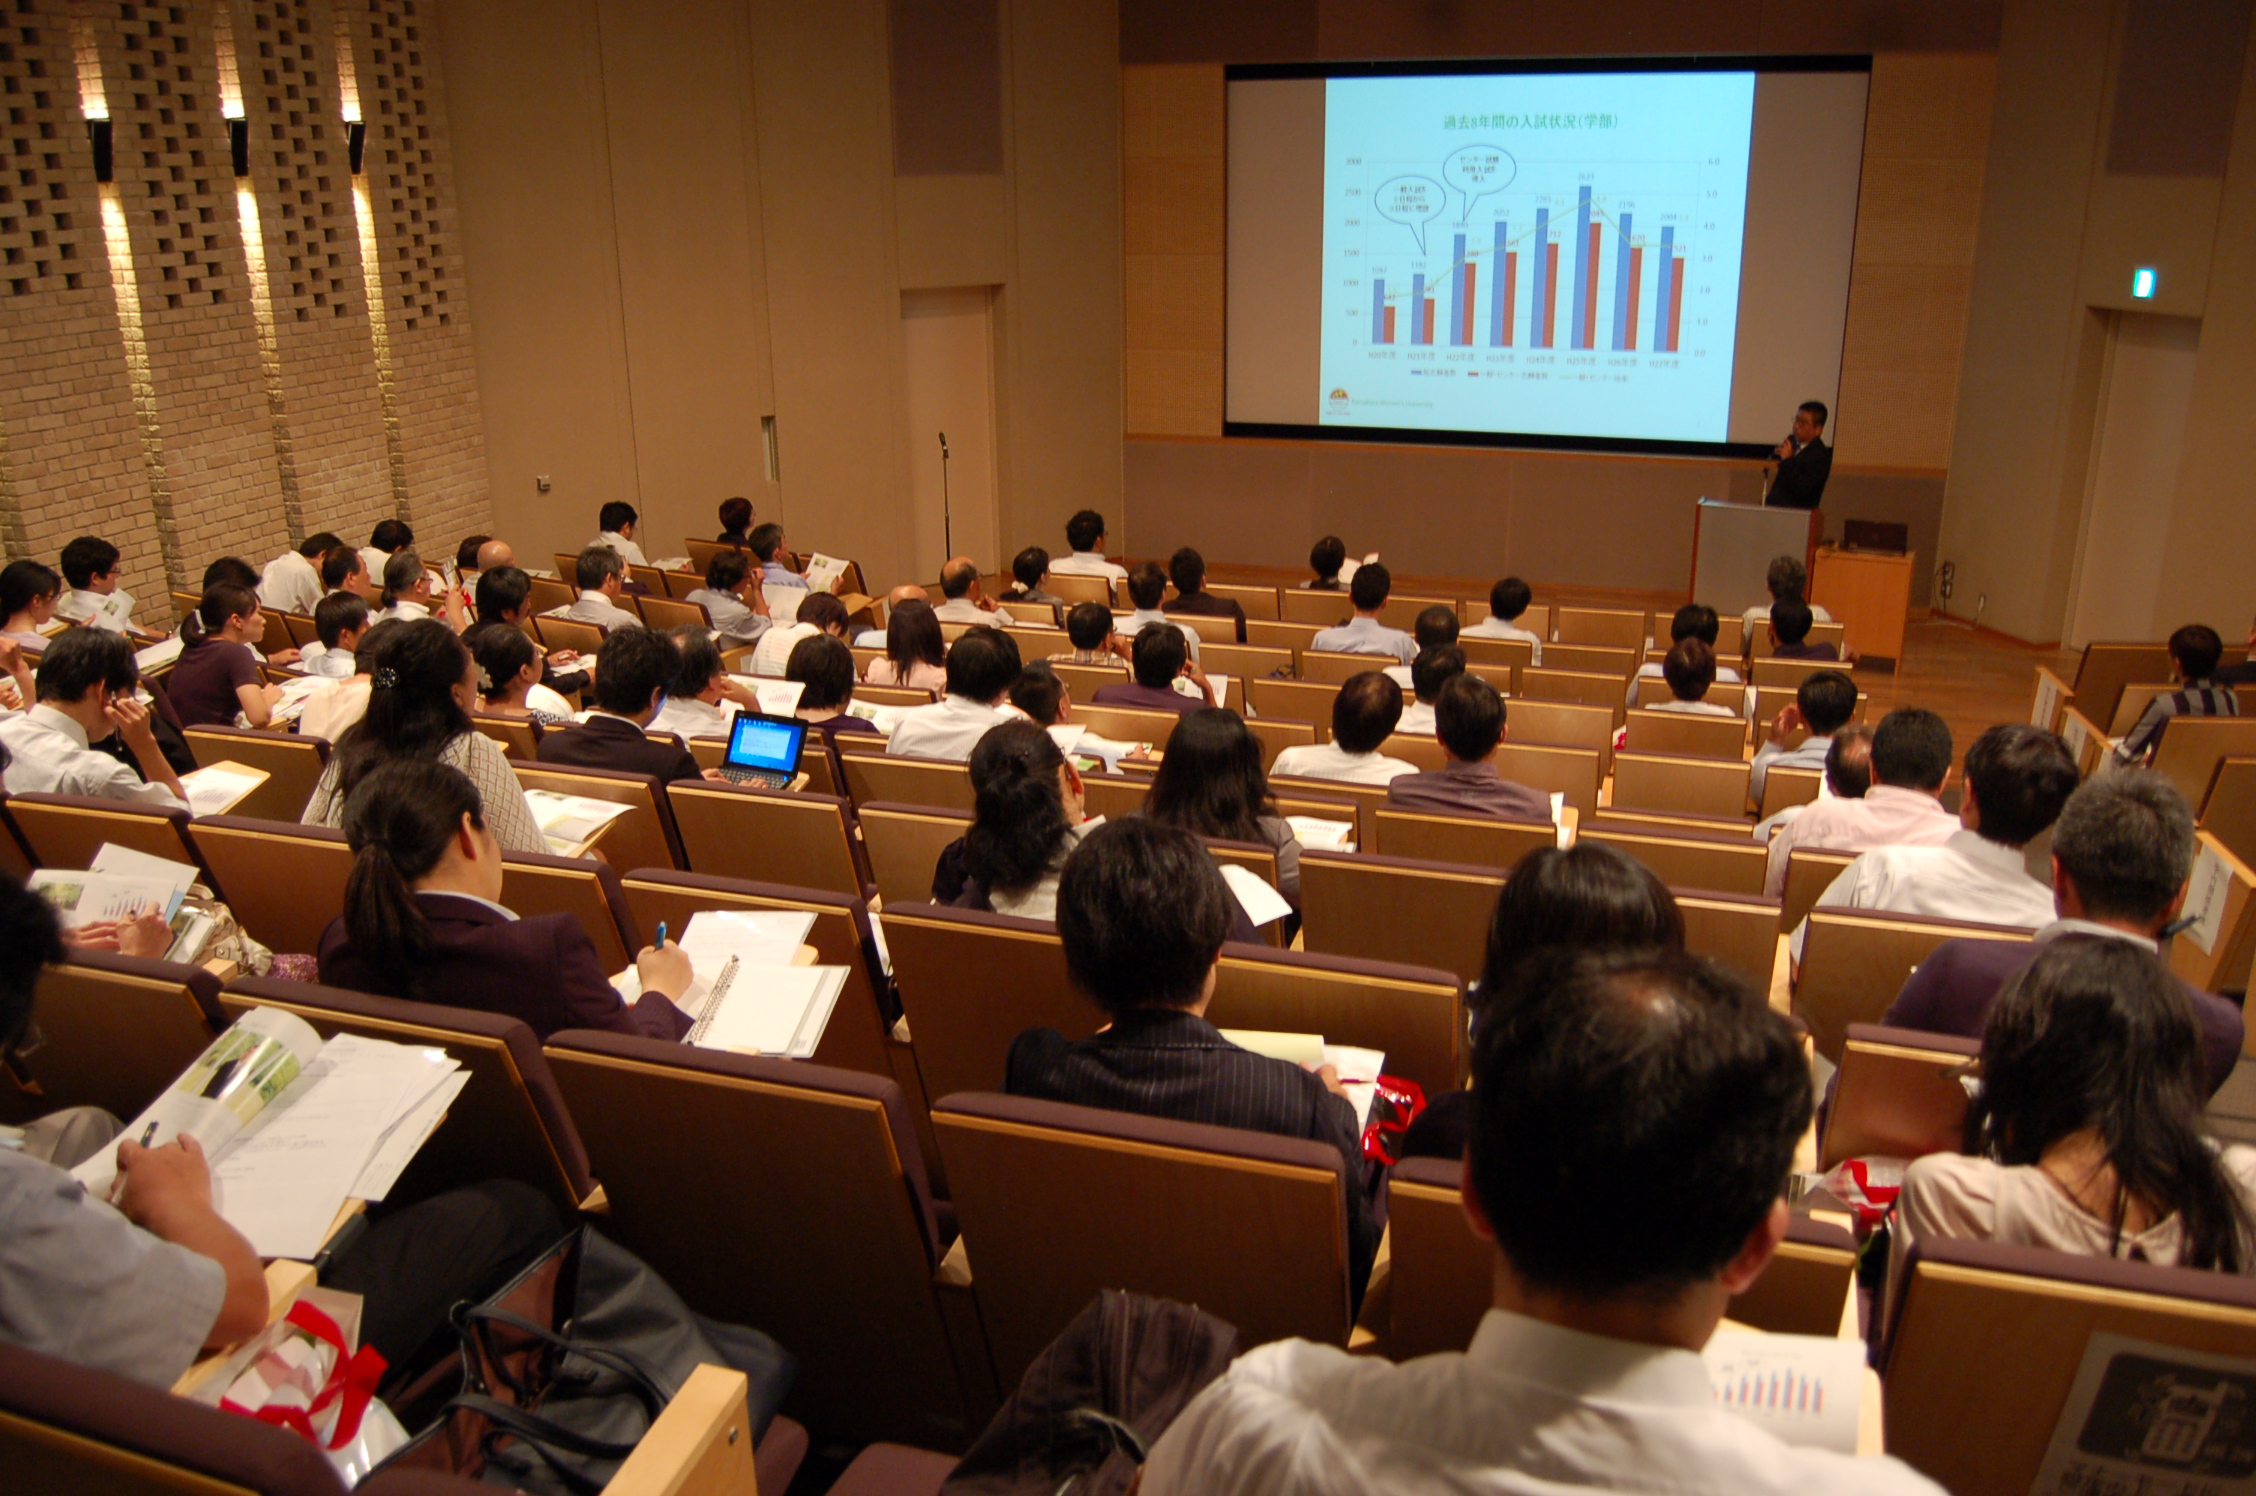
[476,538,515,572]
[1825,724,1876,800]
[885,583,929,612]
[940,558,981,601]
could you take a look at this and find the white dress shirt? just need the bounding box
[932,596,995,625]
[1648,697,1741,718]
[376,598,431,625]
[750,621,819,677]
[1048,550,1127,582]
[886,694,1020,762]
[1271,740,1417,785]
[1140,1309,1940,1496]
[649,694,737,741]
[527,683,576,719]
[357,545,395,581]
[1749,732,1831,801]
[258,550,322,615]
[1808,829,2056,935]
[0,704,184,809]
[687,587,767,647]
[1397,701,1436,736]
[1763,784,1960,898]
[55,587,139,634]
[1629,659,1741,705]
[298,678,372,742]
[300,643,356,679]
[1461,617,1545,664]
[595,531,648,567]
[553,591,640,634]
[1115,606,1201,665]
[1312,615,1416,666]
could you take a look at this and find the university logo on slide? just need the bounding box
[1328,387,1350,408]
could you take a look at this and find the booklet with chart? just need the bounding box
[1702,1329,1865,1453]
[522,789,635,857]
[26,842,216,963]
[74,1007,466,1259]
[1217,1028,1386,1131]
[1284,815,1356,852]
[611,910,847,1058]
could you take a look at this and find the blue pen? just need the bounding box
[654,922,667,950]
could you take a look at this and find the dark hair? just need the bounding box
[1963,723,2079,846]
[749,522,788,563]
[475,565,532,623]
[1469,949,1810,1298]
[1662,638,1717,701]
[1669,603,1721,645]
[455,534,490,571]
[705,549,751,593]
[1770,597,1814,645]
[0,873,65,1053]
[719,496,754,538]
[1065,509,1106,554]
[1765,554,1808,603]
[34,626,138,704]
[797,591,849,636]
[1066,601,1113,650]
[330,620,475,804]
[1410,643,1465,703]
[1798,400,1828,426]
[195,582,260,637]
[1012,546,1049,590]
[1824,724,1876,798]
[1475,843,1683,1022]
[2,560,61,621]
[1010,662,1066,726]
[939,559,978,600]
[1130,621,1188,689]
[201,556,259,591]
[1146,708,1274,843]
[1436,672,1505,761]
[1349,561,1391,612]
[964,720,1073,898]
[1871,708,1953,791]
[1796,669,1858,735]
[1331,671,1403,755]
[1127,561,1166,611]
[945,626,1021,702]
[592,625,674,716]
[667,624,725,700]
[575,545,624,592]
[787,633,856,710]
[341,759,485,1001]
[1489,576,1531,622]
[369,519,413,553]
[1309,535,1346,581]
[885,598,946,676]
[381,551,429,609]
[599,501,637,535]
[1413,604,1460,651]
[1969,938,2251,1271]
[315,591,371,650]
[1168,547,1205,595]
[1057,818,1233,1014]
[468,619,537,700]
[2052,772,2196,926]
[59,536,120,589]
[300,531,343,560]
[321,545,364,590]
[2170,623,2225,680]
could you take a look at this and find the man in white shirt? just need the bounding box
[1140,946,1942,1496]
[1272,671,1415,785]
[1383,605,1461,689]
[1046,508,1128,583]
[1749,669,1856,803]
[0,630,186,809]
[686,550,769,648]
[591,501,648,568]
[1646,639,1741,718]
[749,591,850,677]
[932,556,1000,624]
[1764,708,1960,898]
[255,532,340,616]
[1740,554,1832,641]
[887,627,1024,761]
[54,535,147,635]
[1628,603,1743,706]
[550,547,641,634]
[319,543,369,600]
[358,518,414,589]
[1460,574,1544,664]
[298,593,370,680]
[853,584,930,648]
[1311,563,1415,666]
[1117,563,1200,664]
[1395,643,1464,738]
[648,626,759,740]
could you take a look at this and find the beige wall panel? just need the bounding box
[1864,53,2000,159]
[895,174,1011,289]
[1123,438,1315,564]
[1842,264,1976,364]
[1125,254,1223,350]
[1123,157,1224,255]
[1834,367,1962,468]
[1850,159,1989,266]
[1124,348,1222,438]
[1123,62,1223,159]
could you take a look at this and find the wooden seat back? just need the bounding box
[1206,582,1279,620]
[2151,717,2256,811]
[1243,715,1318,771]
[2170,831,2256,996]
[1517,667,1628,716]
[496,850,640,972]
[3,953,224,1126]
[180,726,331,822]
[1200,641,1294,680]
[508,761,684,871]
[1045,573,1113,607]
[1797,910,2033,1062]
[1377,733,1446,771]
[1372,807,1556,869]
[1248,677,1344,735]
[1542,642,1639,677]
[859,803,971,908]
[1506,697,1616,771]
[531,614,606,657]
[185,816,351,955]
[2201,756,2256,866]
[469,712,543,759]
[633,594,708,631]
[1610,750,1752,819]
[1074,702,1187,747]
[1244,618,1324,658]
[1780,847,1858,930]
[1495,741,1602,818]
[1581,825,1768,896]
[1759,764,1824,821]
[1821,1024,1980,1169]
[2070,641,2176,734]
[1277,591,1356,627]
[840,752,976,812]
[2,792,201,874]
[1297,850,1500,988]
[1298,649,1399,685]
[664,781,864,897]
[2028,665,2075,733]
[1623,708,1748,761]
[1455,634,1533,671]
[1676,890,1785,993]
[1552,606,1645,648]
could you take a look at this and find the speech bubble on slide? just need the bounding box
[1375,175,1446,254]
[1443,144,1516,218]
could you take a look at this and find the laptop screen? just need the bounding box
[724,711,808,774]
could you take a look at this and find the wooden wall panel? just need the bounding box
[1122,63,1223,437]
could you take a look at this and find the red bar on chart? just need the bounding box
[1666,256,1685,352]
[1583,223,1601,349]
[1421,298,1435,343]
[1382,305,1396,342]
[1501,251,1517,346]
[1542,243,1559,347]
[1624,247,1642,350]
[1460,264,1477,345]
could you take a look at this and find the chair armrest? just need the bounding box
[601,1363,756,1496]
[171,1259,318,1397]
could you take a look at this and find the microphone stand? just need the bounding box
[938,431,953,562]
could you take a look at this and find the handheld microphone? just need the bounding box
[938,431,949,458]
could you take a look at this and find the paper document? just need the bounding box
[2031,1331,2256,1495]
[852,702,916,738]
[1218,1028,1386,1129]
[1046,723,1087,753]
[136,637,184,674]
[648,556,691,572]
[768,588,804,625]
[1702,1329,1864,1453]
[91,842,199,903]
[267,673,332,726]
[803,553,852,592]
[27,868,186,927]
[688,963,848,1057]
[179,761,270,817]
[1285,816,1355,852]
[736,677,805,717]
[1218,864,1293,927]
[523,789,634,857]
[2184,843,2233,956]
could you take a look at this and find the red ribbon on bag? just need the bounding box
[221,1299,389,1451]
[1361,1074,1426,1166]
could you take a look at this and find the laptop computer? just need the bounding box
[718,711,809,790]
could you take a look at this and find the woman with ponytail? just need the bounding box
[302,618,547,853]
[950,720,1092,920]
[319,759,694,1039]
[168,583,286,728]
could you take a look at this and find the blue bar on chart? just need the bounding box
[1652,226,1676,353]
[1410,272,1427,344]
[1529,209,1550,347]
[1448,233,1468,347]
[1570,186,1592,350]
[1610,213,1634,351]
[1371,278,1387,343]
[1489,220,1508,346]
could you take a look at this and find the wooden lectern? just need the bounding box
[1689,499,1821,617]
[1812,546,1915,667]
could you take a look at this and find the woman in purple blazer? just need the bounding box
[317,759,695,1041]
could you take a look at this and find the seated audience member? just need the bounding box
[1885,771,2244,1094]
[2116,622,2239,765]
[1048,508,1128,582]
[1142,945,1942,1495]
[319,758,692,1038]
[321,542,368,598]
[304,619,547,853]
[866,596,948,690]
[1303,534,1347,591]
[888,625,1022,761]
[717,494,756,546]
[1091,621,1214,715]
[1163,547,1248,642]
[299,617,400,744]
[169,584,284,728]
[1008,818,1381,1302]
[1008,661,1069,727]
[749,589,849,676]
[1048,600,1130,670]
[932,556,999,624]
[257,532,341,615]
[592,500,648,567]
[1401,843,1684,1161]
[1311,562,1415,666]
[454,534,491,576]
[943,720,1092,918]
[1271,670,1415,785]
[650,625,758,741]
[749,521,809,592]
[686,548,769,648]
[468,620,574,727]
[0,629,185,807]
[788,633,881,747]
[1749,668,1856,801]
[1764,707,1959,898]
[1630,604,1743,705]
[1765,597,1839,661]
[1145,707,1304,903]
[1803,723,2077,942]
[56,536,145,634]
[1004,546,1062,607]
[201,556,260,593]
[1385,605,1462,689]
[2216,614,2256,689]
[475,564,588,698]
[1893,938,2255,1300]
[0,637,30,716]
[852,583,929,647]
[1741,553,1832,640]
[1396,643,1465,736]
[1,559,61,654]
[300,592,370,680]
[536,625,708,784]
[1648,638,1738,717]
[358,517,413,582]
[1461,574,1544,662]
[1120,561,1202,664]
[1389,673,1549,821]
[552,546,641,633]
[375,550,441,625]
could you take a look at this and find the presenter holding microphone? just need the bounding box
[1763,400,1832,510]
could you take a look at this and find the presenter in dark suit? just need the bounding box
[1764,400,1833,510]
[534,622,712,784]
[318,758,694,1041]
